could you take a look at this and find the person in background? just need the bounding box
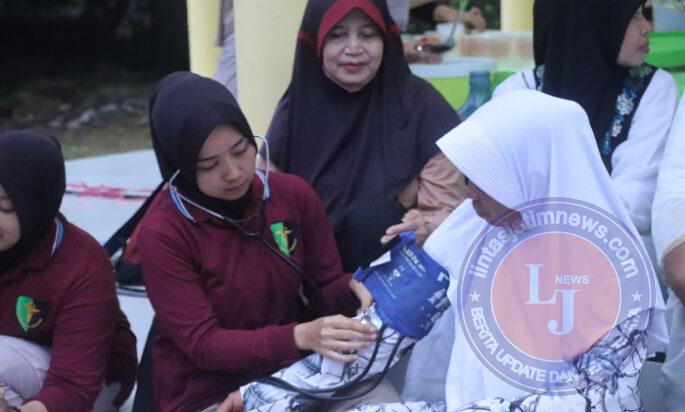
[259,0,465,272]
[387,0,486,63]
[402,0,678,403]
[0,130,137,412]
[138,72,377,411]
[493,0,677,272]
[214,0,237,96]
[652,95,685,411]
[409,0,485,32]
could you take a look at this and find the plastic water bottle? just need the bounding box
[457,70,492,120]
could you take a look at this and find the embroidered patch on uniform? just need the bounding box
[16,295,48,333]
[270,221,299,257]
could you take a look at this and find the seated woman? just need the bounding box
[222,232,450,412]
[0,130,137,412]
[351,90,668,411]
[138,72,379,411]
[652,95,685,411]
[403,0,678,401]
[493,0,678,260]
[258,0,464,272]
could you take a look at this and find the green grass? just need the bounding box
[58,125,151,159]
[0,70,157,159]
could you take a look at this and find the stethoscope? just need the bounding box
[167,135,321,303]
[167,135,271,236]
[259,320,407,402]
[168,136,408,401]
[168,168,269,237]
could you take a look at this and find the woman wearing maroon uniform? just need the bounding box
[0,130,137,412]
[139,72,376,411]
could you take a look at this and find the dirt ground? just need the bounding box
[0,69,157,159]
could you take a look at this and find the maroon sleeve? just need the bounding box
[28,248,117,412]
[295,178,359,317]
[108,310,138,406]
[138,227,303,374]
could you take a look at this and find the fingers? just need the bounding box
[321,338,375,354]
[317,316,378,358]
[323,327,376,343]
[297,315,379,359]
[316,316,377,356]
[380,232,398,245]
[218,391,244,412]
[320,349,359,363]
[403,209,421,221]
[382,209,426,243]
[383,221,415,237]
[325,315,377,335]
[349,279,374,311]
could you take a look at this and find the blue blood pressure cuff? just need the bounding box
[353,232,450,339]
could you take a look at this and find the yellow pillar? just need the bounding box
[186,0,222,77]
[234,0,308,135]
[500,0,534,32]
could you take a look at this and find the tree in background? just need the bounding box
[0,0,188,77]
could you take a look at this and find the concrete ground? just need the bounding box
[62,150,159,411]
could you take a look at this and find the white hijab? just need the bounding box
[415,90,667,409]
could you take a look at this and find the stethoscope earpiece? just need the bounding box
[253,134,271,200]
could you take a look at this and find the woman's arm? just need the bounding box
[611,70,678,236]
[653,95,685,302]
[664,243,685,304]
[415,153,465,234]
[139,229,303,374]
[383,153,465,245]
[25,252,117,412]
[139,223,375,374]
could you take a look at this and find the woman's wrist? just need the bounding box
[293,322,310,351]
[664,241,685,303]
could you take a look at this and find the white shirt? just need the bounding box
[653,95,685,263]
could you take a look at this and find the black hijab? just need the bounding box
[265,0,460,225]
[0,130,65,274]
[149,72,256,219]
[533,0,649,170]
